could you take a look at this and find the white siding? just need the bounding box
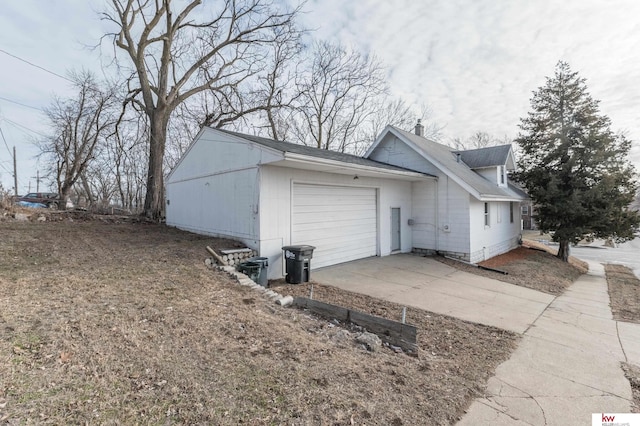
[369,135,471,258]
[167,127,281,183]
[411,180,437,249]
[369,135,441,175]
[476,168,497,184]
[165,127,283,246]
[468,199,522,263]
[259,165,414,278]
[166,168,260,245]
[292,184,377,268]
[436,176,471,257]
[475,166,508,188]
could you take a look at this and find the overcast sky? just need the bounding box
[1,0,639,193]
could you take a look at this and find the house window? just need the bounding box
[499,166,505,185]
[521,205,529,215]
[484,202,490,226]
[510,202,514,223]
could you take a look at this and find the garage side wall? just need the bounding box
[166,128,282,246]
[166,168,260,246]
[258,165,414,278]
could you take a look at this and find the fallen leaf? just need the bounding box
[60,351,72,363]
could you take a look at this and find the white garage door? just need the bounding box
[292,183,377,268]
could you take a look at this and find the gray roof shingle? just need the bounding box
[216,128,429,175]
[390,127,525,200]
[456,145,512,169]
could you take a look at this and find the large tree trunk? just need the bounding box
[557,240,570,262]
[143,113,168,220]
[80,173,94,207]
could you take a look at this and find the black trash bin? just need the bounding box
[248,257,269,287]
[236,261,261,283]
[282,245,316,284]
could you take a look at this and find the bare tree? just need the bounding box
[195,27,302,139]
[38,71,117,203]
[288,41,388,152]
[103,0,302,220]
[449,131,511,150]
[353,100,442,154]
[108,111,149,212]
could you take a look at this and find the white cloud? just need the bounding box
[299,0,640,166]
[2,0,640,190]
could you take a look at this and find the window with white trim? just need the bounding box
[521,205,529,215]
[484,202,490,226]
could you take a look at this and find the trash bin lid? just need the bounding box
[282,245,316,252]
[248,257,269,266]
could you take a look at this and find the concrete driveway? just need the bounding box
[312,254,554,333]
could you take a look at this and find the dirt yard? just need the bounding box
[605,264,640,324]
[436,244,588,295]
[605,264,640,412]
[0,217,518,425]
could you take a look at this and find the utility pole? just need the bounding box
[13,146,18,196]
[32,170,41,192]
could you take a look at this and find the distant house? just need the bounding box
[166,124,527,278]
[521,200,537,230]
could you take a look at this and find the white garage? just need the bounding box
[291,183,378,268]
[166,126,431,279]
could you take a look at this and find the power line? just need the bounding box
[0,95,42,111]
[0,126,15,180]
[2,117,48,137]
[0,48,74,84]
[0,161,12,175]
[0,126,11,157]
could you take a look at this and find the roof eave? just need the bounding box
[476,194,528,202]
[281,152,434,180]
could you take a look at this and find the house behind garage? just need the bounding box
[166,124,527,279]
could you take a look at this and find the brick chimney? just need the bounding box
[415,119,424,137]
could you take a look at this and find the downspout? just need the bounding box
[434,178,439,252]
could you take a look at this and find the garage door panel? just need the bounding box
[292,217,376,232]
[292,184,377,268]
[293,215,376,226]
[297,231,377,247]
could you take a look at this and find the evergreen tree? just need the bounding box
[515,61,639,261]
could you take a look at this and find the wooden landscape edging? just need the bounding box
[293,297,418,353]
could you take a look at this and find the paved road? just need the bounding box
[569,239,640,278]
[526,233,640,278]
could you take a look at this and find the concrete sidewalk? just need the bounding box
[458,261,635,425]
[312,255,554,334]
